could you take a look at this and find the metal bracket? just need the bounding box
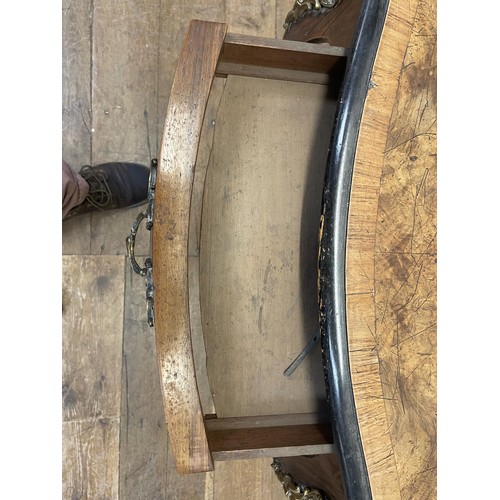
[126,158,157,327]
[284,0,341,31]
[271,459,326,499]
[283,330,319,377]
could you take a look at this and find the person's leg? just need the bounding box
[62,160,150,220]
[62,160,89,219]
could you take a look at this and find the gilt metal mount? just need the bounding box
[126,158,157,327]
[284,0,341,31]
[272,459,326,499]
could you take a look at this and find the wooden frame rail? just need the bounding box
[205,413,334,462]
[152,19,348,474]
[217,33,349,85]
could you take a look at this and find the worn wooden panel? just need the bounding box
[216,34,348,84]
[185,77,227,431]
[341,0,436,497]
[157,1,288,136]
[189,256,217,415]
[63,419,121,500]
[157,2,227,140]
[119,263,169,499]
[377,3,437,257]
[153,20,228,474]
[207,423,333,458]
[374,0,437,497]
[62,0,92,170]
[62,255,124,498]
[375,255,436,499]
[62,0,92,254]
[62,255,125,420]
[90,0,158,256]
[224,0,276,36]
[63,1,351,497]
[189,77,227,257]
[341,0,422,497]
[165,445,214,500]
[201,76,335,418]
[205,414,334,461]
[345,293,401,496]
[214,458,285,499]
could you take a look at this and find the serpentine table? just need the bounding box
[127,0,436,498]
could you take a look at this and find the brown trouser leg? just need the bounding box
[62,160,89,219]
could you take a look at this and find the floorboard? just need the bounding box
[119,263,169,499]
[62,255,125,498]
[62,0,92,255]
[62,1,315,497]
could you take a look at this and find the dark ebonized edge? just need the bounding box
[318,0,390,499]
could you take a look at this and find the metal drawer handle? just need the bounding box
[126,158,157,327]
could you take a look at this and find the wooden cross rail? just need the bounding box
[216,33,349,85]
[205,413,334,461]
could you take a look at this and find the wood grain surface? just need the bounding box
[152,20,227,474]
[62,0,92,254]
[374,0,437,497]
[188,78,227,421]
[214,458,286,499]
[119,265,169,498]
[200,75,336,419]
[217,33,348,85]
[152,21,346,474]
[343,0,418,496]
[62,0,316,500]
[62,255,125,499]
[63,0,316,496]
[343,0,437,497]
[89,0,158,256]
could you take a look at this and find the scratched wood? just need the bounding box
[62,255,125,499]
[157,1,291,135]
[224,0,276,36]
[153,20,228,474]
[157,2,226,142]
[342,0,420,496]
[200,75,335,419]
[214,458,285,499]
[119,263,169,498]
[62,0,92,254]
[63,0,331,497]
[343,0,436,497]
[62,0,92,169]
[374,0,437,497]
[63,419,121,499]
[165,445,214,500]
[89,0,158,256]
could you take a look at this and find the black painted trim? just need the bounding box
[318,0,390,499]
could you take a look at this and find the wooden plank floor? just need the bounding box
[62,1,300,498]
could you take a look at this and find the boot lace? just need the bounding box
[80,166,113,209]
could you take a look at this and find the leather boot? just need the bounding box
[64,162,150,220]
